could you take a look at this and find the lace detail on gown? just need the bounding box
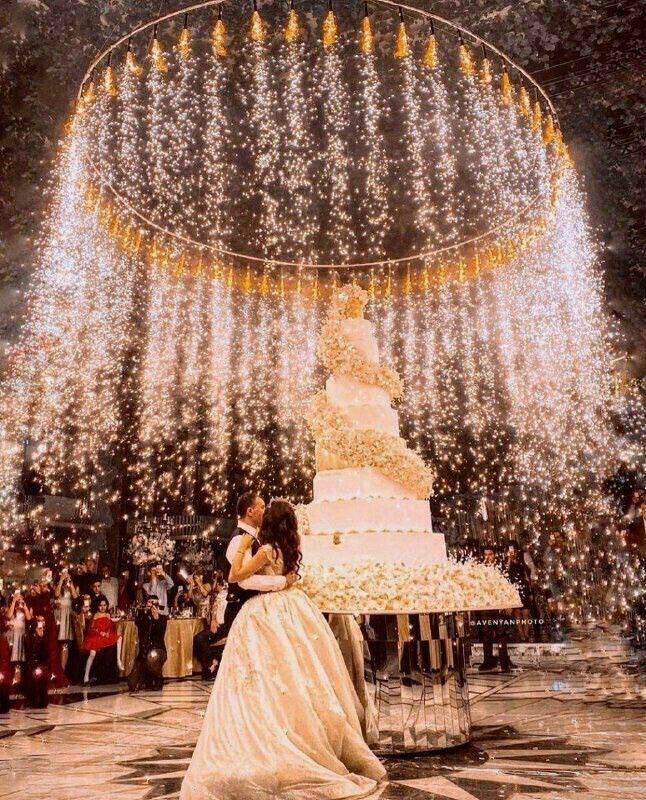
[258,543,284,576]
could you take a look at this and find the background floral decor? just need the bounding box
[127,519,175,566]
[177,539,213,573]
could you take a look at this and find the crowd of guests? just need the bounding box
[0,555,230,708]
[465,486,646,671]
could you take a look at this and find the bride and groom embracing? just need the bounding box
[180,493,386,800]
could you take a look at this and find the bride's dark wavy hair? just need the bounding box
[258,499,302,577]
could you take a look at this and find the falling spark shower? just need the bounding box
[0,0,637,594]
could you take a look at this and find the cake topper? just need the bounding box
[331,284,368,320]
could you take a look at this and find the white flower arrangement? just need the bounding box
[318,317,404,401]
[299,559,521,614]
[127,521,175,566]
[308,392,432,499]
[329,284,369,318]
[294,503,311,536]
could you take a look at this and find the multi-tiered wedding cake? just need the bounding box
[300,284,446,569]
[299,285,520,614]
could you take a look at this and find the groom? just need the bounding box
[222,491,296,634]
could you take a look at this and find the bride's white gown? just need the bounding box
[180,544,386,800]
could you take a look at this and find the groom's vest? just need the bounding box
[226,528,261,608]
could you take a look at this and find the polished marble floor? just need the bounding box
[1,631,644,800]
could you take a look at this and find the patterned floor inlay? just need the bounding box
[1,652,644,800]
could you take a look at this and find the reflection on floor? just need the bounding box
[1,641,644,800]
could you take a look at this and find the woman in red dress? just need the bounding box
[81,596,122,684]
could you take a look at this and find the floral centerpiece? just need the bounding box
[127,520,175,566]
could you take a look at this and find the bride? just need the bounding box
[180,499,386,800]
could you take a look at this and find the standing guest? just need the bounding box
[143,565,174,615]
[88,579,104,613]
[477,545,514,672]
[543,532,562,606]
[186,573,212,619]
[624,488,646,555]
[193,573,228,680]
[100,566,119,612]
[76,558,100,596]
[128,596,168,691]
[173,585,194,615]
[506,541,532,642]
[23,616,50,709]
[117,570,132,610]
[69,595,91,684]
[6,592,32,684]
[54,570,78,672]
[25,579,53,619]
[81,596,122,685]
[0,604,11,713]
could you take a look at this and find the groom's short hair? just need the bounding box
[237,491,260,519]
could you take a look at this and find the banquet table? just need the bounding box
[116,617,205,678]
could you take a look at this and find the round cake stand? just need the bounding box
[329,611,471,755]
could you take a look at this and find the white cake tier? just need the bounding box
[307,497,432,535]
[326,376,391,409]
[301,530,448,567]
[313,467,418,502]
[339,317,379,363]
[339,403,399,436]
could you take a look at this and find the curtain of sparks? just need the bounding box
[0,9,632,552]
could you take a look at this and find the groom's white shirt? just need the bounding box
[225,520,287,592]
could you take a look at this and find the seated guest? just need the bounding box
[128,595,168,692]
[23,616,50,708]
[81,596,122,685]
[100,566,119,612]
[143,565,174,615]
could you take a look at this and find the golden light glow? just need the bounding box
[248,9,266,43]
[322,9,338,47]
[459,43,476,76]
[394,22,410,59]
[284,7,300,43]
[211,18,227,57]
[359,14,374,54]
[423,33,438,69]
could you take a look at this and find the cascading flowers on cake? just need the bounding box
[318,285,404,401]
[309,283,433,499]
[308,392,432,499]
